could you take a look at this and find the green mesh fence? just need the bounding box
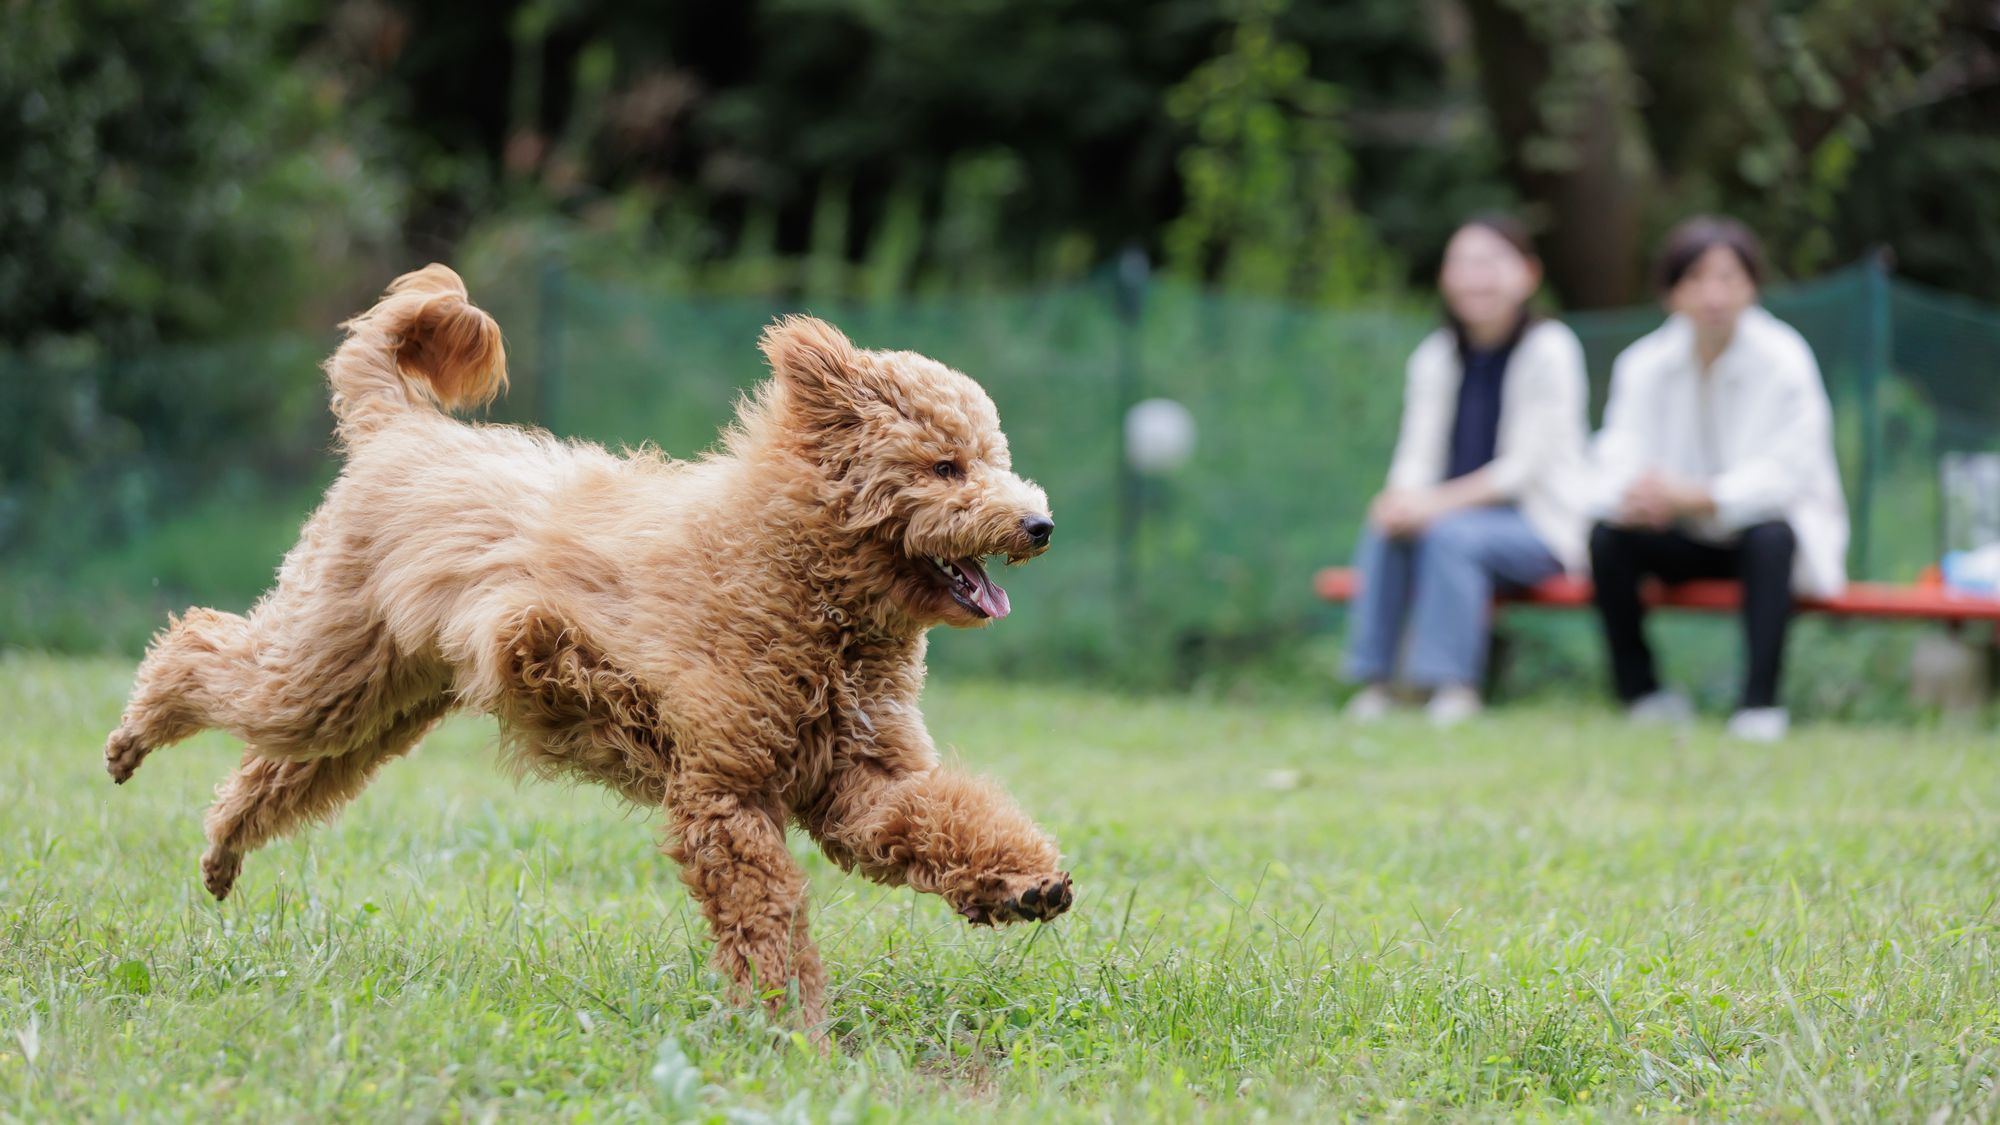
[4,257,1996,689]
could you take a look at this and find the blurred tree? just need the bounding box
[1161,0,1398,301]
[0,0,408,555]
[1460,0,1955,305]
[358,0,2000,302]
[379,0,1232,284]
[1833,0,2000,301]
[0,0,408,351]
[5,0,1996,330]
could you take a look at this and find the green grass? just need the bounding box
[4,654,2000,1122]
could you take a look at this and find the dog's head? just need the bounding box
[756,315,1053,628]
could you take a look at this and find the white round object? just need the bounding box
[1124,397,1196,473]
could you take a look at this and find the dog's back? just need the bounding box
[309,269,684,675]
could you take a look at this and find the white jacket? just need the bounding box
[1590,306,1849,597]
[1387,320,1592,572]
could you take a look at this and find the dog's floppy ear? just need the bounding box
[760,315,864,422]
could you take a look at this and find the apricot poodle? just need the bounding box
[105,264,1072,1029]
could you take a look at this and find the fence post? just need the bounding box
[1855,249,1891,580]
[537,257,566,433]
[1113,246,1149,621]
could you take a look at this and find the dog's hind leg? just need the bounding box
[808,763,1072,927]
[664,789,828,1035]
[108,583,437,784]
[199,695,450,900]
[105,607,256,783]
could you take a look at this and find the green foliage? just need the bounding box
[6,0,1997,340]
[1836,53,2000,303]
[450,145,1054,303]
[0,0,407,351]
[1162,0,1397,302]
[10,0,1995,323]
[1491,0,1962,288]
[8,657,2000,1119]
[1693,0,1951,278]
[1502,0,1638,177]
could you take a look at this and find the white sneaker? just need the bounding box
[1627,689,1693,726]
[1344,684,1394,723]
[1426,685,1484,728]
[1727,707,1789,742]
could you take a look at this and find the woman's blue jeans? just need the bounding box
[1343,506,1562,688]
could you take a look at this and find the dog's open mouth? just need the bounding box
[928,555,1011,619]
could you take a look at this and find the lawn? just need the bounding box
[3,653,1999,1122]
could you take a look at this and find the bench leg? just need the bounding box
[1482,625,1513,704]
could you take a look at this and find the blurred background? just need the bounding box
[5,0,2000,714]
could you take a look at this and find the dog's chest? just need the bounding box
[780,634,910,797]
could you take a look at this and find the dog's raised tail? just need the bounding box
[325,264,508,441]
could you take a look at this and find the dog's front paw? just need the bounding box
[957,871,1073,926]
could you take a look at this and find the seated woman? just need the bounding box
[1344,215,1589,725]
[1588,216,1849,742]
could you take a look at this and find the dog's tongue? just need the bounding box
[956,556,1011,619]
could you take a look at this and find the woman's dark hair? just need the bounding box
[1457,211,1539,262]
[1655,215,1766,292]
[1443,212,1540,355]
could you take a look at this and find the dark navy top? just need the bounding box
[1446,343,1512,480]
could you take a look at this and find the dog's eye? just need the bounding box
[933,461,960,480]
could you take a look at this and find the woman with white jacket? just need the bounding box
[1588,216,1849,742]
[1344,216,1590,725]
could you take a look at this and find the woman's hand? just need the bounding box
[1370,489,1442,539]
[1371,468,1508,539]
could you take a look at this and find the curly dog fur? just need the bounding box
[105,264,1072,1031]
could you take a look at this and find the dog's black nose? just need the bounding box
[1021,515,1054,547]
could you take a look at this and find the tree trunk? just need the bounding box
[1460,0,1654,308]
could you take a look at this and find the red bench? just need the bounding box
[1313,568,2000,623]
